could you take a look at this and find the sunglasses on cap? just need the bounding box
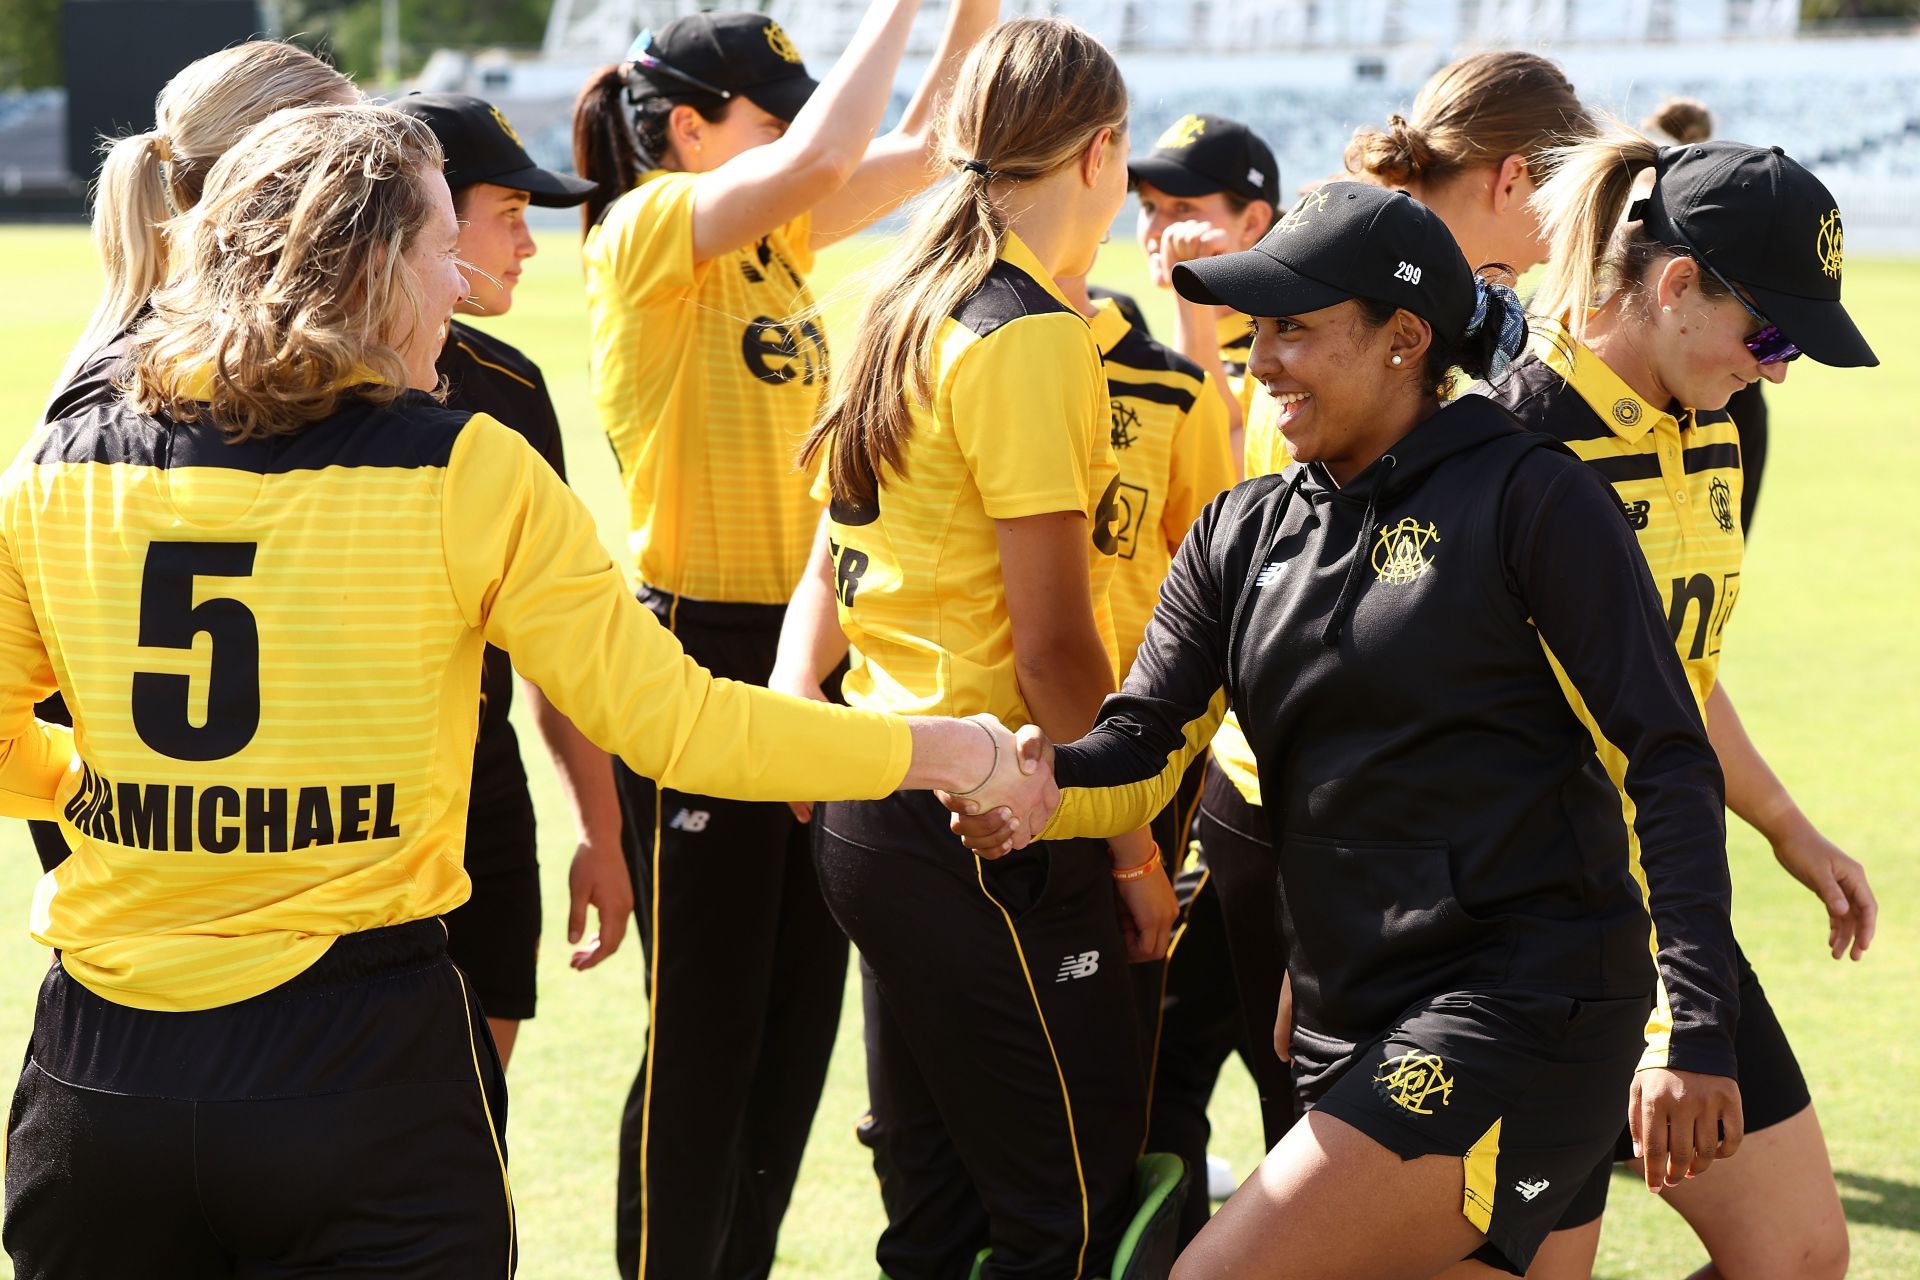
[624,29,733,101]
[1666,223,1801,365]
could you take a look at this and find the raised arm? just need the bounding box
[688,0,924,263]
[809,0,1002,246]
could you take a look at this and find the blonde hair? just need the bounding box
[1345,51,1591,189]
[1528,119,1731,348]
[127,104,444,441]
[800,18,1127,507]
[62,41,353,391]
[1645,97,1713,145]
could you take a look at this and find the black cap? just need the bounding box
[395,93,597,208]
[627,13,819,123]
[1129,113,1279,206]
[1174,181,1474,339]
[1635,142,1875,368]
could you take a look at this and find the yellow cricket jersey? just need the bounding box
[1210,381,1292,804]
[1482,328,1746,1068]
[1216,311,1259,421]
[819,234,1122,724]
[1090,299,1234,678]
[584,168,826,604]
[0,388,911,1012]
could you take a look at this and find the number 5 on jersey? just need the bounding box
[131,541,262,761]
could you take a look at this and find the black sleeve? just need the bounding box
[44,337,132,424]
[529,368,569,485]
[1503,450,1739,1078]
[1045,492,1234,837]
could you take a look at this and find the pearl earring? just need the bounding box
[1662,305,1672,313]
[1390,354,1403,366]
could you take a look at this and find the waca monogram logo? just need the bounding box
[1374,1049,1454,1115]
[764,21,803,64]
[1371,517,1440,584]
[1709,477,1735,533]
[1109,399,1141,451]
[1156,113,1206,150]
[1816,208,1844,280]
[742,315,828,387]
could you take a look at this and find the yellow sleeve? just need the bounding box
[781,208,816,276]
[441,415,912,800]
[952,317,1103,520]
[588,170,700,306]
[1163,375,1234,553]
[0,516,76,820]
[1041,688,1228,840]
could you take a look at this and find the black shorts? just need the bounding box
[444,785,542,1022]
[1555,942,1812,1229]
[1297,989,1649,1276]
[3,920,515,1279]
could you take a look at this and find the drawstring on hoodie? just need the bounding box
[1322,455,1395,647]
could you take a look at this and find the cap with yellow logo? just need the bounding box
[395,92,597,208]
[624,12,819,124]
[1129,112,1278,205]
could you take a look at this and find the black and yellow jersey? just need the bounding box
[818,233,1121,724]
[1476,327,1746,1069]
[1090,298,1234,677]
[583,168,825,604]
[1210,380,1292,804]
[436,320,567,805]
[0,382,911,1013]
[1036,395,1738,1076]
[1216,311,1259,421]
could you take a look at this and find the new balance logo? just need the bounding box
[1255,562,1284,587]
[1055,951,1100,981]
[1515,1178,1551,1202]
[668,809,711,833]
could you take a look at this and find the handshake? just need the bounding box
[935,715,1061,858]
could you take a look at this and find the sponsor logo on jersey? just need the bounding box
[1621,498,1651,530]
[829,537,869,606]
[1055,950,1101,981]
[62,762,400,854]
[1371,517,1440,584]
[1091,474,1126,557]
[1709,477,1735,533]
[1611,397,1643,427]
[1374,1048,1454,1115]
[742,314,828,386]
[764,20,803,64]
[1515,1178,1552,1202]
[1817,208,1844,279]
[668,808,711,832]
[1156,113,1206,150]
[1255,561,1285,587]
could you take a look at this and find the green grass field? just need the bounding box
[0,222,1914,1278]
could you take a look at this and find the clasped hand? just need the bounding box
[935,720,1058,857]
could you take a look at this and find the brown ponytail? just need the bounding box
[571,63,731,235]
[1346,50,1592,190]
[1645,97,1713,145]
[798,18,1128,509]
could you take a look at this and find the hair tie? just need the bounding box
[1466,278,1528,380]
[956,157,996,179]
[152,131,174,163]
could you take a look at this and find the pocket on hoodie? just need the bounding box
[1279,832,1491,1035]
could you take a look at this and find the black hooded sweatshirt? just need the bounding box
[1041,393,1739,1079]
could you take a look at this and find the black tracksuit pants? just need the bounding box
[4,920,514,1279]
[1190,758,1300,1151]
[613,591,848,1280]
[818,790,1146,1280]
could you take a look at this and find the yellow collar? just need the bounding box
[1534,320,1666,443]
[999,232,1078,316]
[171,360,387,402]
[1086,295,1131,356]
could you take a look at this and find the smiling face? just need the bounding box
[395,170,470,391]
[452,182,535,319]
[1247,299,1434,483]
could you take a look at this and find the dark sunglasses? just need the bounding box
[624,29,733,101]
[1667,226,1801,364]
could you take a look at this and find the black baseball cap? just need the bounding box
[1129,113,1279,206]
[1174,181,1474,340]
[1634,142,1875,368]
[395,93,596,208]
[625,13,819,124]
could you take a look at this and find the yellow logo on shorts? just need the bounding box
[1816,208,1844,279]
[764,21,803,64]
[488,105,523,147]
[1156,114,1207,150]
[1371,517,1440,585]
[1375,1050,1455,1115]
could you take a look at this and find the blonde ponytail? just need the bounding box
[800,18,1127,507]
[1528,121,1663,348]
[54,40,353,400]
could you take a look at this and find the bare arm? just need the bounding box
[689,0,923,263]
[1706,680,1876,960]
[810,0,1002,246]
[521,677,632,970]
[771,513,852,701]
